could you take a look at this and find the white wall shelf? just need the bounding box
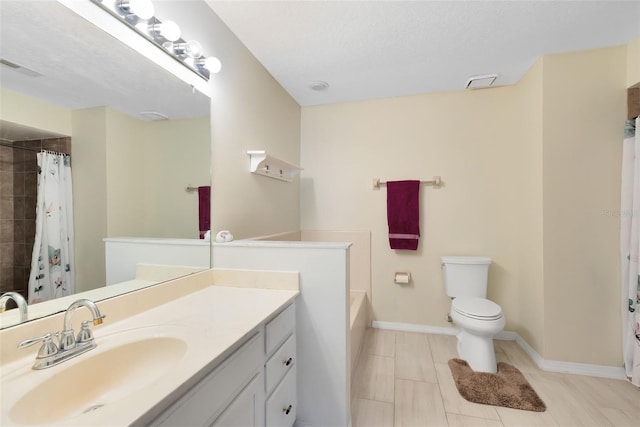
[247,150,302,182]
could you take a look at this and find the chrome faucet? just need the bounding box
[60,299,105,351]
[18,298,105,370]
[0,292,28,322]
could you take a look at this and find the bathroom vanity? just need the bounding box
[149,303,297,427]
[0,269,299,427]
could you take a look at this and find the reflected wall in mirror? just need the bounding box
[0,0,212,329]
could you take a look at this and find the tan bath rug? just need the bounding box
[448,358,546,412]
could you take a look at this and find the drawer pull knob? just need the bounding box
[283,404,293,415]
[283,357,293,366]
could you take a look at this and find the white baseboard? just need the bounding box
[372,320,627,380]
[372,320,459,336]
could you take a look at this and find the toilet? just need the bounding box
[441,256,505,373]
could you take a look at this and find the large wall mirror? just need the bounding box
[0,1,212,329]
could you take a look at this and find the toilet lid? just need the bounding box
[452,297,503,320]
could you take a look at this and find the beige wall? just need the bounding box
[301,87,523,330]
[105,108,147,237]
[0,89,72,136]
[72,107,108,293]
[627,35,640,87]
[300,44,627,366]
[542,46,626,365]
[142,118,210,238]
[98,110,211,240]
[208,11,301,239]
[514,58,545,355]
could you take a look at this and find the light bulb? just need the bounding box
[184,40,203,58]
[170,40,202,59]
[149,20,181,42]
[171,40,203,58]
[118,0,155,20]
[202,56,222,74]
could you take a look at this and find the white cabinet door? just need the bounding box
[151,333,263,426]
[212,372,264,427]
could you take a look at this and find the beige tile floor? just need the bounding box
[351,329,640,427]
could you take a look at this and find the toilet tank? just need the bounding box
[441,256,491,298]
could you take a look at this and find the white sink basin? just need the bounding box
[7,335,187,425]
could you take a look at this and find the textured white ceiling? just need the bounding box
[207,0,640,106]
[1,0,638,129]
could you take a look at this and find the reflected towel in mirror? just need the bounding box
[198,186,210,239]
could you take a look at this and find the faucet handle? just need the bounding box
[18,332,56,348]
[76,320,95,344]
[18,332,60,358]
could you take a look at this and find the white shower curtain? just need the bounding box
[621,117,640,386]
[28,152,74,304]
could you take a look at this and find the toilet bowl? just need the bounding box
[441,256,505,373]
[450,296,505,373]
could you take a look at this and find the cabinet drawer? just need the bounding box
[211,372,264,427]
[265,334,295,395]
[265,304,295,355]
[153,332,263,426]
[265,368,296,427]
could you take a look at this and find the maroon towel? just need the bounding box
[387,180,420,250]
[198,186,211,239]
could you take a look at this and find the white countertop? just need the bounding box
[0,284,298,426]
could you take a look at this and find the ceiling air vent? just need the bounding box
[139,111,169,121]
[0,58,43,77]
[465,74,498,90]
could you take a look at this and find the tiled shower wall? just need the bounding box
[0,138,71,301]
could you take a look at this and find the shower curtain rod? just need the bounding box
[0,142,68,156]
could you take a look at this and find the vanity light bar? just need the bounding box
[117,0,154,20]
[149,20,181,42]
[90,0,221,80]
